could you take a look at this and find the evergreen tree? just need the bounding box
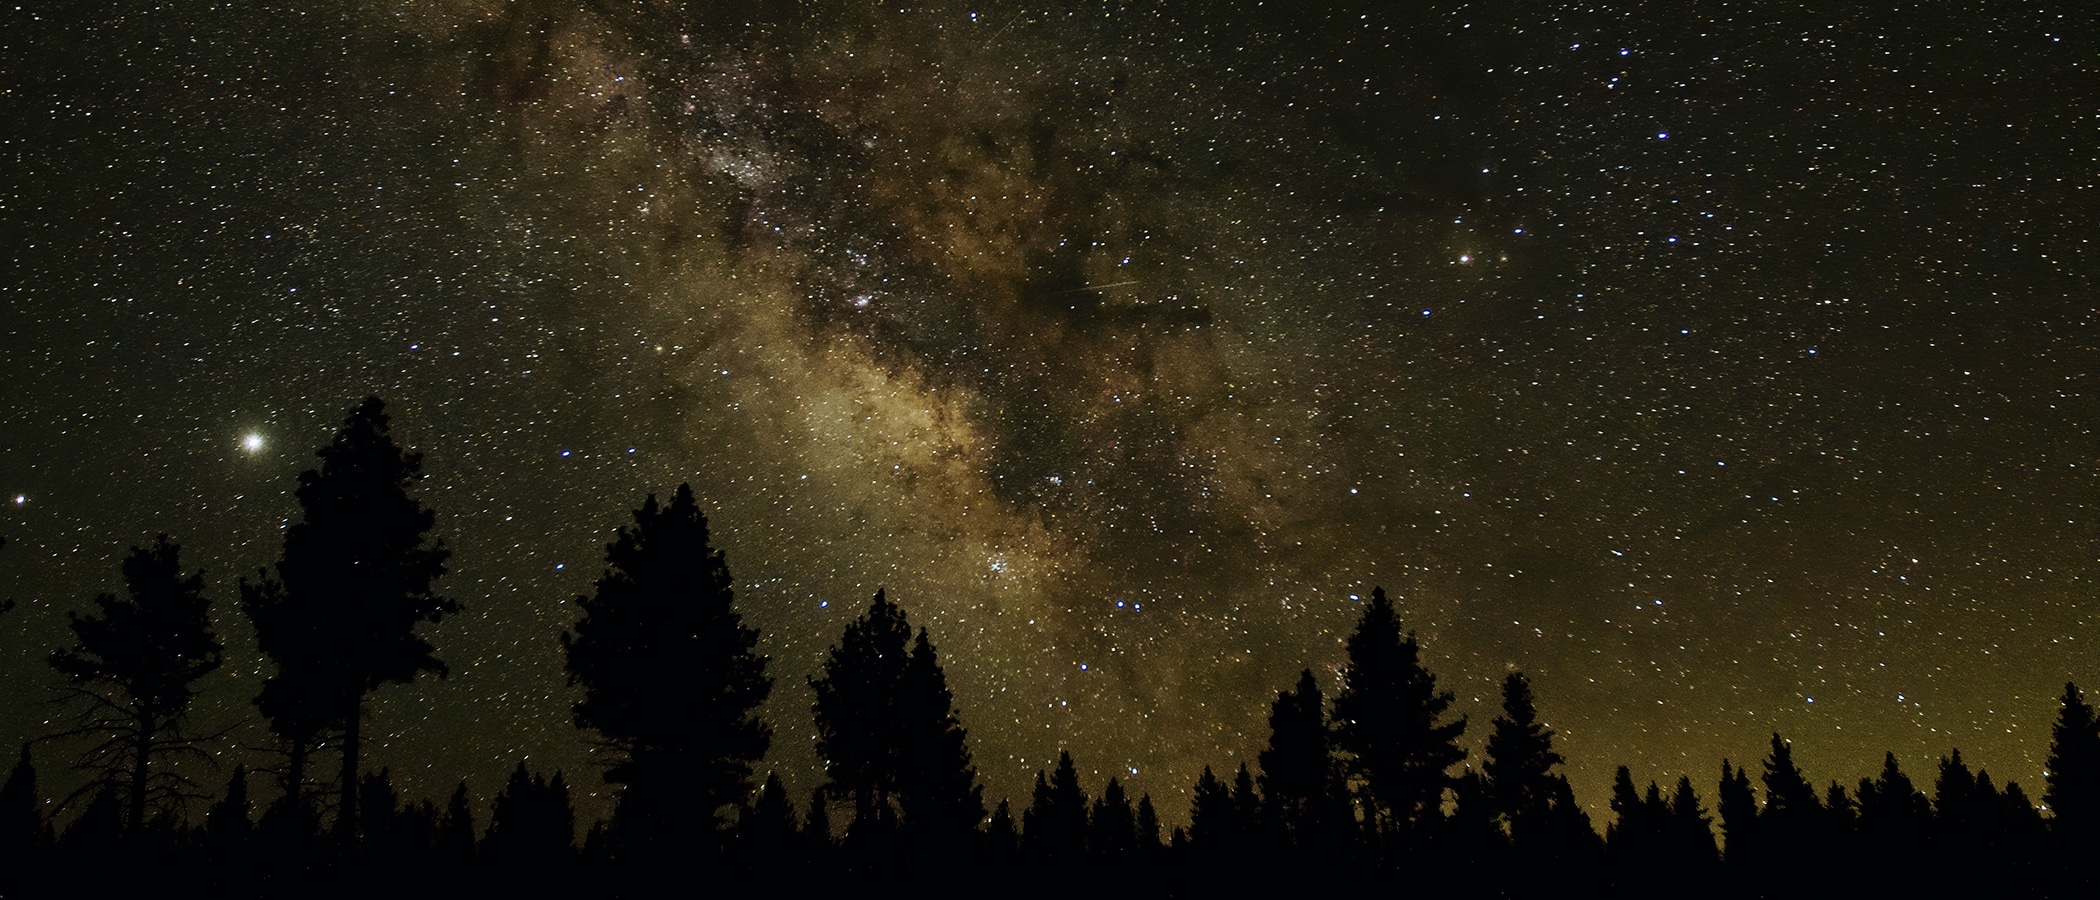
[1855,751,1929,872]
[1331,587,1465,834]
[49,535,223,834]
[1606,766,1664,863]
[1135,794,1162,852]
[436,780,476,864]
[1231,762,1261,840]
[1668,775,1719,868]
[357,767,405,862]
[247,398,453,843]
[485,762,575,863]
[2046,682,2100,847]
[895,629,985,841]
[738,772,797,859]
[203,764,250,853]
[809,591,981,846]
[1090,776,1137,854]
[237,573,336,822]
[0,745,41,883]
[1259,669,1338,846]
[58,783,122,860]
[1483,671,1564,845]
[1716,759,1758,866]
[563,484,770,850]
[1759,733,1822,859]
[1022,751,1088,857]
[1187,765,1237,854]
[803,788,833,849]
[986,798,1017,854]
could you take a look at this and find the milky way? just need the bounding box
[2,2,2092,822]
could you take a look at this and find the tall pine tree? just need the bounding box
[1483,671,1563,846]
[1331,587,1466,835]
[810,591,982,846]
[246,398,452,844]
[2046,682,2100,848]
[1258,668,1339,846]
[562,483,771,852]
[49,535,222,835]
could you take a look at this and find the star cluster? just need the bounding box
[1,2,2092,821]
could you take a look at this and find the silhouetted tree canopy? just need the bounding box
[246,397,452,843]
[810,590,981,847]
[49,535,221,834]
[1332,587,1465,835]
[1484,670,1563,845]
[562,483,771,851]
[2046,682,2100,846]
[1259,668,1341,847]
[1023,751,1089,858]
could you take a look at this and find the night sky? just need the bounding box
[2,2,2092,824]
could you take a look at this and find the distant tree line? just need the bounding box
[4,396,2099,897]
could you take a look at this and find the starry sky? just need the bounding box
[2,2,2093,823]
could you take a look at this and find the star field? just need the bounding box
[1,2,2093,823]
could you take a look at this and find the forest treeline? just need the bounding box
[4,397,2098,898]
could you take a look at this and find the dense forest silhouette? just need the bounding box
[3,398,2096,898]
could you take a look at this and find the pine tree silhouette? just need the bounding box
[485,762,575,866]
[1666,775,1718,869]
[1716,759,1758,868]
[49,535,222,835]
[436,780,475,866]
[1022,751,1089,858]
[562,484,771,853]
[1332,587,1465,838]
[0,745,42,891]
[1259,668,1340,848]
[810,590,981,848]
[737,772,798,866]
[986,798,1018,854]
[1134,794,1162,852]
[2046,682,2100,851]
[1090,776,1137,854]
[1187,765,1238,855]
[246,398,453,844]
[1483,671,1564,849]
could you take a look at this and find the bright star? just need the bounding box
[242,433,265,453]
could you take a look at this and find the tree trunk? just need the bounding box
[128,704,152,835]
[337,696,361,848]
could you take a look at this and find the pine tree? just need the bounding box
[986,798,1017,854]
[1187,765,1237,854]
[247,398,453,843]
[803,788,833,849]
[0,745,41,881]
[1668,775,1718,867]
[737,772,798,869]
[1483,671,1564,845]
[203,764,250,852]
[1855,751,1928,870]
[485,762,575,863]
[1022,751,1088,857]
[1331,587,1465,834]
[2046,682,2100,846]
[49,535,222,834]
[1716,759,1758,866]
[1760,733,1822,857]
[809,591,981,845]
[1135,794,1161,852]
[1259,669,1338,846]
[1090,776,1137,854]
[895,629,985,842]
[436,780,476,864]
[562,483,770,850]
